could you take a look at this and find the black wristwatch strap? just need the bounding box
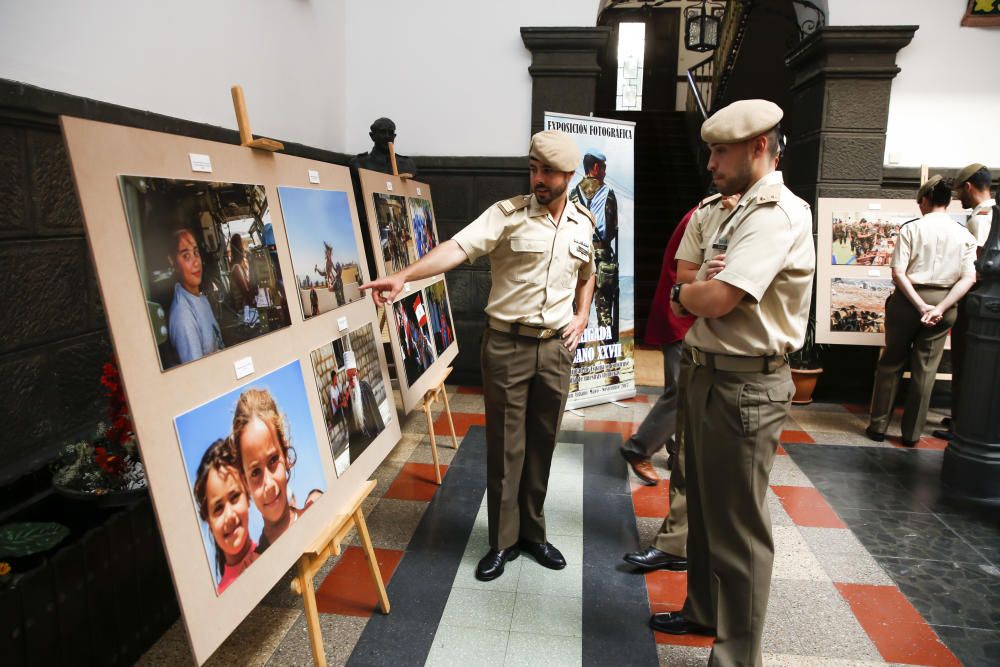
[671,283,683,304]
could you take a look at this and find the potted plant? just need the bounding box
[788,312,825,405]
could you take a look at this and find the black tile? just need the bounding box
[937,511,1000,566]
[443,425,488,471]
[405,484,483,555]
[837,508,987,564]
[933,625,1000,667]
[877,558,1000,632]
[807,471,931,513]
[784,443,885,474]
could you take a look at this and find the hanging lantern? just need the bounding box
[685,1,723,52]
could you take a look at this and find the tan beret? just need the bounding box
[701,99,783,144]
[529,130,580,171]
[953,163,986,187]
[916,174,944,202]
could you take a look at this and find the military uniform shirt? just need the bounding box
[452,194,596,329]
[677,171,815,356]
[892,211,976,286]
[966,198,996,248]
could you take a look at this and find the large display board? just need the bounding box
[61,117,401,664]
[816,197,967,346]
[356,169,458,412]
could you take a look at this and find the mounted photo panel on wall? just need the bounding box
[61,117,401,665]
[356,170,458,413]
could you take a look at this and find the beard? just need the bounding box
[534,180,567,205]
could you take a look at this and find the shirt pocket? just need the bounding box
[509,236,549,284]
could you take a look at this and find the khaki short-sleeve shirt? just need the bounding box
[966,199,996,248]
[891,211,977,286]
[682,172,816,356]
[452,194,596,329]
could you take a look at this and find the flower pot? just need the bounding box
[790,367,823,405]
[52,482,147,509]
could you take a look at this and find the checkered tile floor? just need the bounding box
[138,385,998,666]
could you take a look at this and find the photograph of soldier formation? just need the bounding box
[277,187,365,319]
[831,213,904,266]
[829,277,893,333]
[118,176,292,371]
[407,197,439,259]
[372,192,417,274]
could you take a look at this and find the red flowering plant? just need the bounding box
[52,357,146,495]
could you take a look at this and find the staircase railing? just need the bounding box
[685,55,713,120]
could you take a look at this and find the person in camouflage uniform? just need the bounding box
[570,151,618,341]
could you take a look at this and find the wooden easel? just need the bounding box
[421,366,460,484]
[230,84,284,152]
[290,479,389,667]
[388,141,413,179]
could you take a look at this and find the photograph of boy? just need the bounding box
[176,361,327,595]
[392,291,436,387]
[276,187,366,319]
[372,192,417,274]
[424,280,455,357]
[310,323,390,475]
[407,197,438,259]
[118,176,292,371]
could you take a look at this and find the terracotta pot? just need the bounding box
[790,367,823,405]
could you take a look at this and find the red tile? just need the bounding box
[770,485,847,528]
[584,419,640,442]
[836,583,961,667]
[383,462,448,501]
[776,444,788,456]
[843,403,869,415]
[316,546,404,617]
[619,394,651,404]
[433,411,485,436]
[646,570,687,609]
[780,429,815,444]
[632,479,671,518]
[456,385,483,395]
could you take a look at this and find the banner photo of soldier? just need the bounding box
[309,322,391,476]
[407,197,439,259]
[372,192,417,274]
[543,111,636,409]
[829,277,893,333]
[276,187,366,320]
[424,279,456,357]
[392,290,436,387]
[174,361,327,596]
[118,176,292,372]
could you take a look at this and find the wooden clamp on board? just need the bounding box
[421,366,460,485]
[231,85,285,152]
[290,479,389,667]
[388,141,413,180]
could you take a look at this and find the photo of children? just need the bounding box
[310,323,391,475]
[407,197,438,259]
[830,277,894,333]
[392,291,436,387]
[176,361,326,595]
[372,192,416,274]
[276,187,366,319]
[831,212,913,266]
[424,280,455,357]
[118,176,292,371]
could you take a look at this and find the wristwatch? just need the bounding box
[670,283,683,305]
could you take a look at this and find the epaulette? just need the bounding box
[698,193,722,209]
[496,195,531,216]
[756,183,782,204]
[572,200,597,227]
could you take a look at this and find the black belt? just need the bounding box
[688,347,786,374]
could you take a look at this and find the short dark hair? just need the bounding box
[966,166,992,191]
[765,123,784,159]
[927,178,953,206]
[582,154,604,173]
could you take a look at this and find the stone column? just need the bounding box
[520,27,611,135]
[783,26,918,208]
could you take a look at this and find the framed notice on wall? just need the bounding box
[61,117,401,664]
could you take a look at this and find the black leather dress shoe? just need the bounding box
[865,426,885,442]
[649,612,716,636]
[931,429,954,440]
[518,540,566,570]
[623,546,688,572]
[475,547,520,581]
[901,438,919,447]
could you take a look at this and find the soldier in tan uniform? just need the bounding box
[649,100,815,667]
[867,176,977,445]
[360,130,596,581]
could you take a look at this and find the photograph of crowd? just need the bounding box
[830,212,913,266]
[392,291,436,387]
[424,280,455,357]
[277,187,365,320]
[174,361,326,595]
[829,277,893,333]
[310,323,390,475]
[118,176,292,371]
[372,192,417,274]
[407,197,438,259]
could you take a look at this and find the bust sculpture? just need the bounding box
[349,117,417,177]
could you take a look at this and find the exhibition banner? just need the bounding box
[544,111,636,409]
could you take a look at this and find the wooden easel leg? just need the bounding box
[354,509,391,614]
[423,401,442,484]
[297,558,327,667]
[440,385,459,449]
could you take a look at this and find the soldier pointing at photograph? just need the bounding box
[360,130,596,581]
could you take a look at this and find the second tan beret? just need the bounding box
[953,163,986,186]
[529,130,580,172]
[916,174,944,202]
[701,99,783,144]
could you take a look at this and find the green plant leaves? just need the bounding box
[0,522,70,558]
